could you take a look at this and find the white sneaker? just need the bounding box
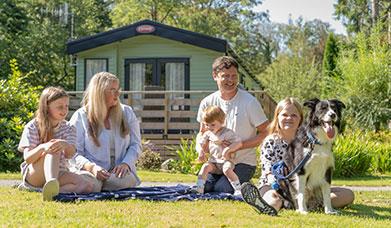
[233,190,242,197]
[42,179,59,201]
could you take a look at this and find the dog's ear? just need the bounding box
[329,99,346,109]
[303,98,320,109]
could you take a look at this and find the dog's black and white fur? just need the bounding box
[283,98,345,214]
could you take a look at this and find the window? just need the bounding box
[84,58,108,88]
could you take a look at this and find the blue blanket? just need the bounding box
[54,184,242,202]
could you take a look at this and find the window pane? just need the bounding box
[86,59,107,87]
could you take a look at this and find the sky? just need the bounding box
[255,0,346,35]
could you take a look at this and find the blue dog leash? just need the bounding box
[271,131,321,190]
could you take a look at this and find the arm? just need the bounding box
[69,110,110,180]
[196,130,209,162]
[260,137,279,184]
[69,110,91,170]
[240,120,269,150]
[18,121,48,164]
[23,145,47,164]
[122,106,142,171]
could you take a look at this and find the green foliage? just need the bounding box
[333,131,373,177]
[334,0,390,34]
[366,131,391,173]
[170,138,202,175]
[136,140,162,170]
[257,19,332,101]
[333,129,391,177]
[110,0,271,75]
[334,26,390,131]
[258,53,322,102]
[1,0,113,89]
[321,33,340,98]
[0,60,41,172]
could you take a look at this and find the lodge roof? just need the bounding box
[66,19,261,87]
[66,19,228,54]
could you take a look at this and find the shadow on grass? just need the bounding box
[342,204,391,220]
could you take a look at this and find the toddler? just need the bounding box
[196,106,242,196]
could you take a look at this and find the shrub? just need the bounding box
[136,140,161,170]
[0,59,41,172]
[334,26,390,131]
[170,138,202,175]
[333,130,380,177]
[366,131,391,173]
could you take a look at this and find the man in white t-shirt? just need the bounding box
[196,56,269,193]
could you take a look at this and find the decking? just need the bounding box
[67,90,276,159]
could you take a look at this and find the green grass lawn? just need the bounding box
[2,170,391,186]
[1,170,390,226]
[0,187,390,227]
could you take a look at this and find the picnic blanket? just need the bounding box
[54,184,243,202]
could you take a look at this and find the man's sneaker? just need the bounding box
[42,179,59,201]
[241,182,278,216]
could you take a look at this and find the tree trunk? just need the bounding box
[371,0,378,26]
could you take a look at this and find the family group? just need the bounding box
[17,56,354,215]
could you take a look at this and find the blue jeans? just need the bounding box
[204,163,256,193]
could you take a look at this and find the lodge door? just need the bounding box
[124,58,190,134]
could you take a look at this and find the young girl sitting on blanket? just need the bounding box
[18,87,93,201]
[195,106,242,195]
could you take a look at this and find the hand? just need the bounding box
[42,139,67,154]
[197,152,206,163]
[92,165,111,181]
[111,163,130,178]
[222,147,232,160]
[221,140,231,149]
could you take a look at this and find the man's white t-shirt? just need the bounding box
[197,89,268,166]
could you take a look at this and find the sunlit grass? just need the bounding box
[0,187,389,227]
[2,170,391,187]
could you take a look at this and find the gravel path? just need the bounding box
[1,179,390,191]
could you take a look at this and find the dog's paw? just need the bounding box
[325,209,339,215]
[296,209,308,215]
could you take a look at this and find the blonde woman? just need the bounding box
[70,72,142,191]
[18,87,93,201]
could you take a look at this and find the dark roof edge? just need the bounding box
[67,19,227,54]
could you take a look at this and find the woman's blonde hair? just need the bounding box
[268,97,303,135]
[82,72,129,146]
[36,87,68,143]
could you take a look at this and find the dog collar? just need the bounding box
[306,131,322,145]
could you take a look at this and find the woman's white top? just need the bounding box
[69,104,142,185]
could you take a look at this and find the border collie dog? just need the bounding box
[283,98,345,214]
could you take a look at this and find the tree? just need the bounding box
[334,0,391,35]
[110,0,271,74]
[256,18,333,102]
[0,0,28,79]
[321,33,340,97]
[0,0,113,89]
[334,25,390,131]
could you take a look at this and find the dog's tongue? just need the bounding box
[324,122,335,139]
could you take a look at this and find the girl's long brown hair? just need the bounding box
[36,87,68,143]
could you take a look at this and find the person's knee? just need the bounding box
[83,181,94,193]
